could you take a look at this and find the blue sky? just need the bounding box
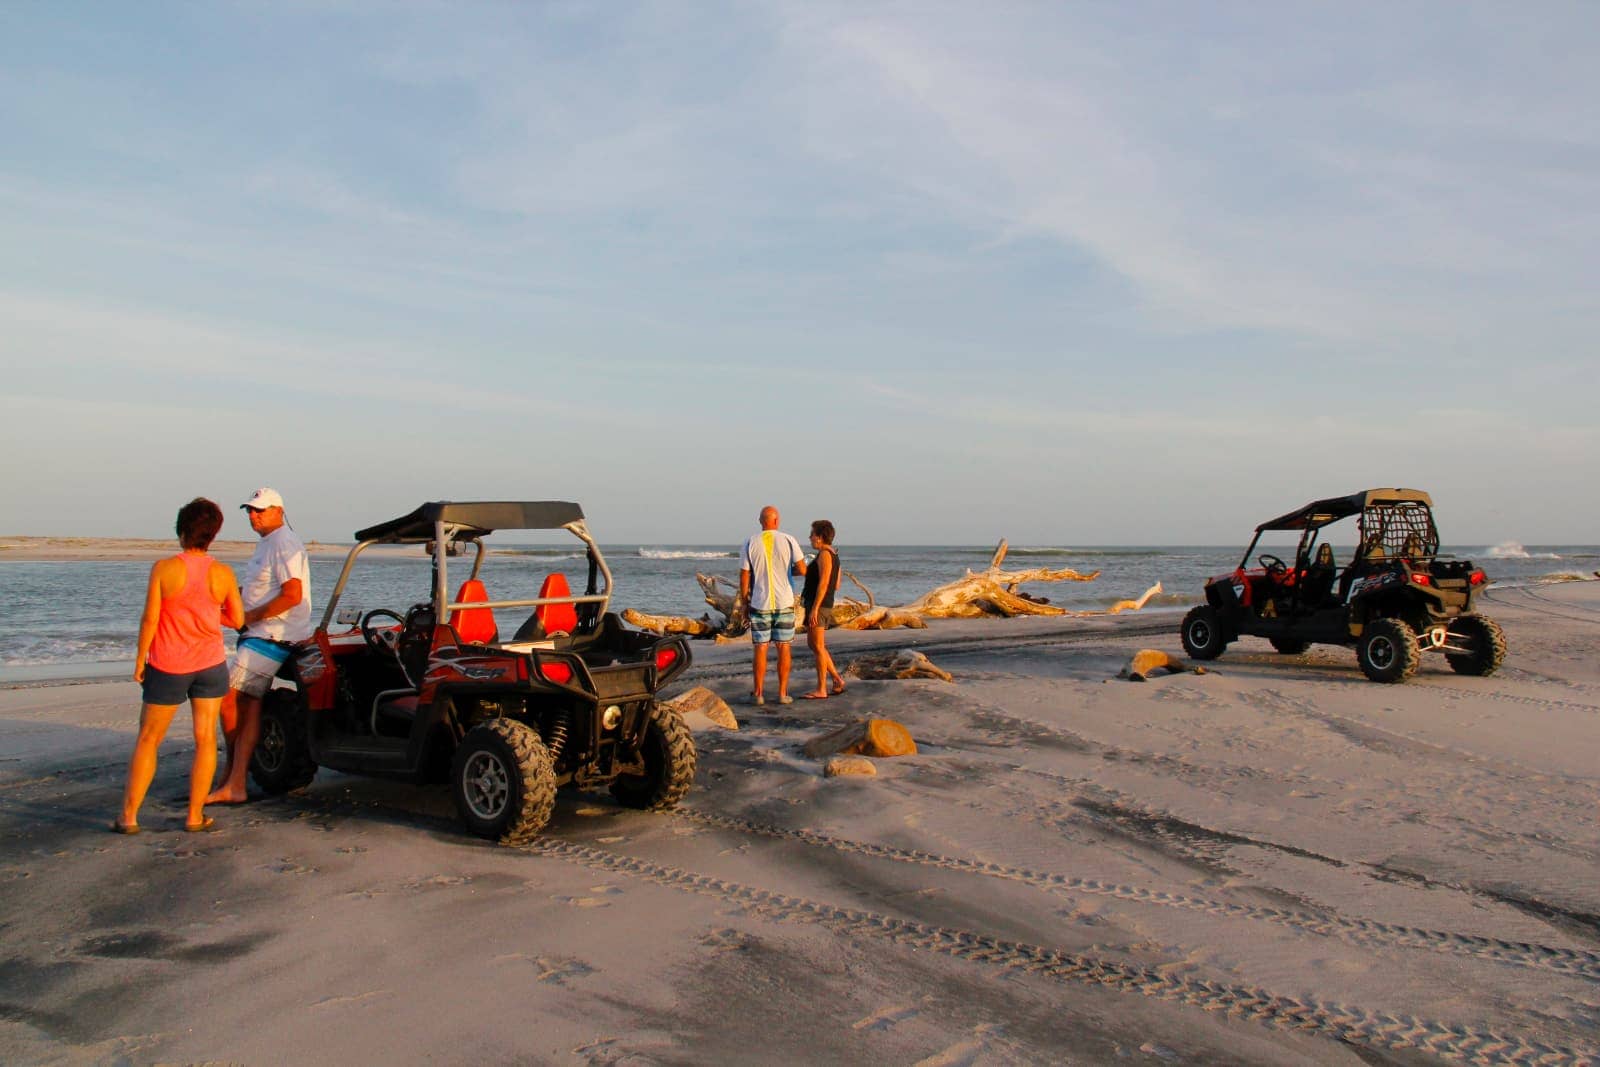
[2,2,1596,545]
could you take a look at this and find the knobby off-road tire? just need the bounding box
[1180,606,1228,661]
[250,687,318,795]
[1446,614,1507,677]
[451,719,557,845]
[1269,637,1310,655]
[1358,618,1420,683]
[611,701,697,811]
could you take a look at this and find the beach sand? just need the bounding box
[2,582,1597,1064]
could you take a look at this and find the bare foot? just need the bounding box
[204,787,250,805]
[831,682,846,694]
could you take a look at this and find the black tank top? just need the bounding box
[801,547,840,610]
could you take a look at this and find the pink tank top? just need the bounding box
[147,553,227,674]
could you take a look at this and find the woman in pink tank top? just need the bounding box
[115,498,244,835]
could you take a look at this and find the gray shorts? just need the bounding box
[142,662,229,705]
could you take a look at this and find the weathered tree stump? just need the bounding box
[803,718,918,759]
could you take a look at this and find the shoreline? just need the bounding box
[0,535,378,562]
[0,609,1189,689]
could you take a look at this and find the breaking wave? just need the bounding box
[638,548,735,560]
[497,549,586,559]
[1486,541,1561,560]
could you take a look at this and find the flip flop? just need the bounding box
[778,695,794,705]
[109,821,141,835]
[184,817,217,833]
[800,693,828,700]
[831,684,847,695]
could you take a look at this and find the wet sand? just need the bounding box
[2,583,1597,1064]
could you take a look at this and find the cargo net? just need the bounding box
[1358,502,1438,559]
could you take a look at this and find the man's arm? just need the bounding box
[243,577,303,627]
[790,535,807,577]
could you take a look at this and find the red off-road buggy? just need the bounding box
[248,501,694,843]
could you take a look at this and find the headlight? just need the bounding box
[602,705,622,730]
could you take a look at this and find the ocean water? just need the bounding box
[2,541,1594,676]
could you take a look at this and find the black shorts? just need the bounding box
[142,662,230,705]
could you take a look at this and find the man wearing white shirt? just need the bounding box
[737,505,806,706]
[207,487,311,804]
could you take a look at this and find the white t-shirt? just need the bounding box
[241,525,312,642]
[740,530,805,612]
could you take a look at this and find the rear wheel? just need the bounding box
[1269,637,1310,655]
[1446,615,1506,677]
[451,719,557,845]
[250,688,317,794]
[1181,606,1228,660]
[1358,618,1420,683]
[611,702,697,811]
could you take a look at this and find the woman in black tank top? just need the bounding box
[801,519,847,699]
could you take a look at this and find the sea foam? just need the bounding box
[1487,541,1561,560]
[638,548,735,560]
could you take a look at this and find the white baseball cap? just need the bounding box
[241,487,285,511]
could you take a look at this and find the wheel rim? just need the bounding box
[257,717,285,773]
[462,751,511,820]
[1368,635,1396,669]
[1189,620,1212,648]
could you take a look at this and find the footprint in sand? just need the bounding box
[260,859,318,875]
[852,1004,920,1031]
[697,928,752,955]
[914,1024,1008,1066]
[401,874,472,891]
[490,952,593,983]
[555,884,623,908]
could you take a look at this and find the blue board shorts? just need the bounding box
[229,636,294,698]
[749,607,796,645]
[142,662,230,705]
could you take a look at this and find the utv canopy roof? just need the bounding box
[1255,489,1433,533]
[354,501,585,543]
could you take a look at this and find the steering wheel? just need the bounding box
[361,609,405,655]
[1258,554,1288,580]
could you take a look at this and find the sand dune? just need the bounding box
[2,584,1597,1063]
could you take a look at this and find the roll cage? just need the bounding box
[317,500,614,636]
[1236,489,1440,570]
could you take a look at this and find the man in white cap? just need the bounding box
[207,488,312,804]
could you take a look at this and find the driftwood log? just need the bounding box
[620,608,717,636]
[621,538,1160,637]
[843,650,954,682]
